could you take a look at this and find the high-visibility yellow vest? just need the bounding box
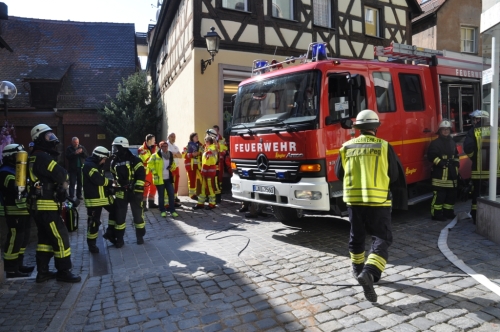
[339,135,391,206]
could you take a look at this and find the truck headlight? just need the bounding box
[232,184,240,191]
[294,190,322,200]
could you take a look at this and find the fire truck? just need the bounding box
[229,42,484,222]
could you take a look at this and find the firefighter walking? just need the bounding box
[194,134,218,210]
[107,137,146,247]
[464,110,500,224]
[335,110,405,303]
[82,146,114,253]
[427,120,459,221]
[138,134,158,210]
[28,124,81,283]
[0,144,34,278]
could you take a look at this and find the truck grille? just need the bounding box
[233,158,301,182]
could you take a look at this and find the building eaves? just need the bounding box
[412,0,447,23]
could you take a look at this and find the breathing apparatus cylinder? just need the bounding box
[15,151,28,199]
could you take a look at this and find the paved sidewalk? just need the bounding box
[1,197,500,331]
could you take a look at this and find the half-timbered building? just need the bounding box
[147,0,421,194]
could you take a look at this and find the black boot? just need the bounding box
[103,228,117,245]
[35,258,57,283]
[432,211,447,222]
[216,194,222,204]
[358,271,377,302]
[444,210,456,220]
[6,270,30,278]
[148,200,158,208]
[136,229,145,245]
[56,270,81,283]
[87,240,99,254]
[18,254,35,273]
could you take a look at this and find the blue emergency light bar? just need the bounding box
[311,42,327,61]
[253,60,269,74]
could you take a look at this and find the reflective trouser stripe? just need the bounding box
[350,251,365,265]
[49,221,71,258]
[366,253,387,272]
[37,244,54,253]
[4,228,18,260]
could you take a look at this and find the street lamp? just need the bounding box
[0,81,17,117]
[201,27,221,74]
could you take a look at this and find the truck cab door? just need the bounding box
[395,71,434,184]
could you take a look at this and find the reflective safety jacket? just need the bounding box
[217,134,228,158]
[147,150,175,185]
[82,156,112,207]
[464,124,500,179]
[110,150,145,194]
[0,164,29,216]
[183,141,203,171]
[28,149,69,211]
[138,142,157,174]
[335,134,399,207]
[201,143,218,178]
[427,135,459,187]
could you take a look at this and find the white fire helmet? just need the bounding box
[353,110,380,130]
[437,119,452,134]
[112,137,129,148]
[470,110,489,119]
[31,124,54,141]
[2,143,24,158]
[93,146,110,159]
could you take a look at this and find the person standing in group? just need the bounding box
[335,110,406,303]
[107,137,146,247]
[183,132,203,200]
[212,125,228,203]
[464,110,500,224]
[148,141,179,218]
[167,132,183,207]
[28,124,81,283]
[82,146,115,253]
[138,134,158,210]
[65,137,88,200]
[193,134,218,210]
[0,144,34,278]
[427,120,460,221]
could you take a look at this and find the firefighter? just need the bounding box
[138,134,158,210]
[82,146,115,253]
[183,132,203,200]
[193,134,218,210]
[28,124,81,283]
[427,120,460,221]
[109,137,146,247]
[212,125,228,202]
[335,110,405,303]
[0,144,34,278]
[464,110,500,224]
[148,141,179,218]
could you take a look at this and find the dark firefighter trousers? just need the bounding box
[33,210,72,272]
[348,206,392,282]
[431,186,457,218]
[87,205,115,245]
[3,215,31,272]
[471,178,500,222]
[112,190,145,241]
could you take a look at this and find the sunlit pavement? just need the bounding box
[1,196,500,331]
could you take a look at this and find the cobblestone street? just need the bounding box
[1,196,500,331]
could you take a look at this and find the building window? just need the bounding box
[272,0,294,20]
[313,0,332,28]
[365,7,379,37]
[461,27,476,53]
[223,0,247,11]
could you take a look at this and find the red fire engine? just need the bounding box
[230,42,484,222]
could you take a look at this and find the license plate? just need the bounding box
[253,185,275,194]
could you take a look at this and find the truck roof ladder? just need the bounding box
[374,42,443,63]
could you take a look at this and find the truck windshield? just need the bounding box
[232,70,320,126]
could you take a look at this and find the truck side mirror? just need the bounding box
[340,118,353,129]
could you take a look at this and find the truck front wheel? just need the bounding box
[273,206,304,223]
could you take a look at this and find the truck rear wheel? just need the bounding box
[273,206,304,223]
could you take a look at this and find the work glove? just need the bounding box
[437,159,447,168]
[55,186,67,203]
